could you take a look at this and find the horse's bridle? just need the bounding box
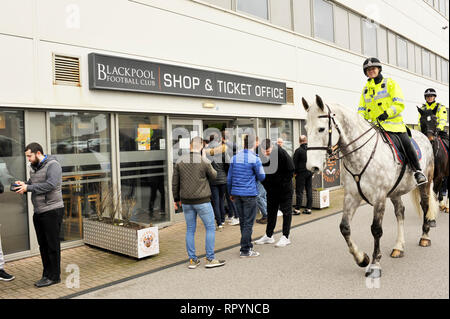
[306,104,377,161]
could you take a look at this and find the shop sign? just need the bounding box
[88,53,286,104]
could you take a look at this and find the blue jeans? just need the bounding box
[211,184,227,225]
[234,196,257,254]
[182,202,216,261]
[256,181,267,218]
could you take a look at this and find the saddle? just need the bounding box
[383,132,407,165]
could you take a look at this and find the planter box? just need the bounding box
[83,218,159,259]
[299,189,330,209]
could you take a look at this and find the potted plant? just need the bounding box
[83,185,160,259]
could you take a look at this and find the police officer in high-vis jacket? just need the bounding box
[358,57,427,186]
[418,88,448,141]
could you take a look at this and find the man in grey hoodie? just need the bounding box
[14,142,64,288]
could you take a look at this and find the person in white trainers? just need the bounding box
[255,139,294,248]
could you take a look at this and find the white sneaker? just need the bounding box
[229,217,240,226]
[225,217,233,224]
[275,235,291,247]
[254,234,275,245]
[277,210,283,216]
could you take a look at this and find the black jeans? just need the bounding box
[295,171,312,210]
[33,208,64,281]
[388,131,421,171]
[266,188,293,239]
[211,184,227,225]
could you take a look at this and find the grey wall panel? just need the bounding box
[293,0,311,36]
[348,13,361,53]
[407,41,415,72]
[203,0,232,10]
[377,27,388,62]
[334,5,349,49]
[387,31,397,66]
[270,0,292,30]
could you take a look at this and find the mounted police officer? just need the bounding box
[358,57,427,186]
[418,88,448,142]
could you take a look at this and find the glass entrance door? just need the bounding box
[0,109,29,255]
[169,119,202,214]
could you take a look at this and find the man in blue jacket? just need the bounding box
[227,135,265,258]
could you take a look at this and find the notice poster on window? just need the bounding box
[136,125,153,151]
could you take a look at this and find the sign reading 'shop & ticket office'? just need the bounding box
[88,53,286,104]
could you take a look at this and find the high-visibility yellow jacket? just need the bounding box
[418,102,448,131]
[358,77,407,133]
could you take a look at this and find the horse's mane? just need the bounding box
[327,102,371,133]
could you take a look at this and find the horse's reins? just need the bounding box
[307,104,406,206]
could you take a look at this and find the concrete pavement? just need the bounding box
[76,196,449,299]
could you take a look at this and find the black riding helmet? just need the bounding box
[424,88,437,98]
[363,57,382,76]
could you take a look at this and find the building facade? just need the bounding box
[0,0,448,261]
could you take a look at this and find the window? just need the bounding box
[422,49,431,77]
[50,112,112,242]
[397,37,408,69]
[439,0,446,13]
[334,5,349,49]
[442,59,449,83]
[119,114,167,224]
[237,0,268,20]
[0,109,29,255]
[269,119,293,155]
[362,19,377,57]
[313,0,334,43]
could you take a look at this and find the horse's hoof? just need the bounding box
[357,253,370,268]
[428,220,437,227]
[390,249,404,258]
[365,265,382,278]
[419,238,431,247]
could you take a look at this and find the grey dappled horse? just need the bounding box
[302,95,438,278]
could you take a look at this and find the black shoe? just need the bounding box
[293,209,301,215]
[0,269,15,282]
[256,217,268,224]
[414,171,428,186]
[302,209,312,215]
[35,278,61,288]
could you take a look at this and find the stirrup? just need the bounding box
[414,171,428,186]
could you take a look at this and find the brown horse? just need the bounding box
[417,106,449,213]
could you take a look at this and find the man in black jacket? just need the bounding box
[293,136,312,215]
[254,139,295,248]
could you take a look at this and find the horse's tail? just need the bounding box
[411,184,439,220]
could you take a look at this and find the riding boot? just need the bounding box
[397,132,428,186]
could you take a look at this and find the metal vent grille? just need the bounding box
[53,54,80,86]
[286,87,294,104]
